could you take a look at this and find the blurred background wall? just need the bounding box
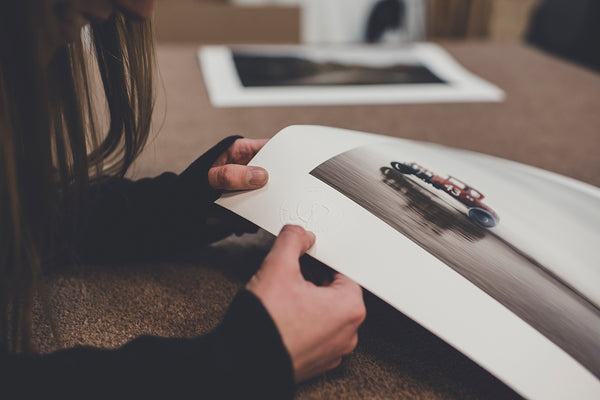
[154,0,599,71]
[154,0,301,43]
[428,0,539,40]
[154,0,540,44]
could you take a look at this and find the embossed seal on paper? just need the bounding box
[280,188,342,233]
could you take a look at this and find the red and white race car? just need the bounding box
[390,161,500,228]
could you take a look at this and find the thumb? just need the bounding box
[208,164,268,190]
[329,273,362,292]
[263,225,316,274]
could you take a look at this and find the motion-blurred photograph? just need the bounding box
[310,141,600,380]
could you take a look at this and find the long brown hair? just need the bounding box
[0,2,155,353]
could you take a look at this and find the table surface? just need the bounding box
[133,41,600,187]
[35,41,600,400]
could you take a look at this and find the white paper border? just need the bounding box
[198,44,505,107]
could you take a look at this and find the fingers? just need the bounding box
[329,273,362,293]
[208,164,268,190]
[248,224,365,385]
[208,138,270,190]
[213,138,269,167]
[345,333,359,355]
[328,274,367,325]
[233,138,269,164]
[264,225,316,271]
[296,331,359,383]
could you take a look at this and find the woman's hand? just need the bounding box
[202,138,268,241]
[247,225,366,383]
[208,138,269,191]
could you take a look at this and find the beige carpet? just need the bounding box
[34,231,520,399]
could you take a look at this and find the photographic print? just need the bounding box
[310,141,600,380]
[198,44,505,106]
[232,51,446,87]
[217,125,600,399]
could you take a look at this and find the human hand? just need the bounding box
[208,138,269,191]
[247,225,366,383]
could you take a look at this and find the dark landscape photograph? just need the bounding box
[232,51,447,87]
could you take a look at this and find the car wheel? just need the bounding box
[391,161,415,174]
[468,207,497,228]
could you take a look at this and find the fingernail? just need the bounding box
[247,167,268,186]
[307,231,316,243]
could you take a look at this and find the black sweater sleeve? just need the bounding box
[14,137,296,398]
[3,290,295,399]
[76,136,242,263]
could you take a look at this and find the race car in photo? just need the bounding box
[390,161,500,228]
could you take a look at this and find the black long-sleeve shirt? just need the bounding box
[1,137,295,399]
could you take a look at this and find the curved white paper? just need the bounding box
[217,125,600,399]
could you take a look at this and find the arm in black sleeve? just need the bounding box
[3,290,295,400]
[75,136,242,263]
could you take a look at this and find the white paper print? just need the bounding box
[199,44,504,107]
[216,125,600,399]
